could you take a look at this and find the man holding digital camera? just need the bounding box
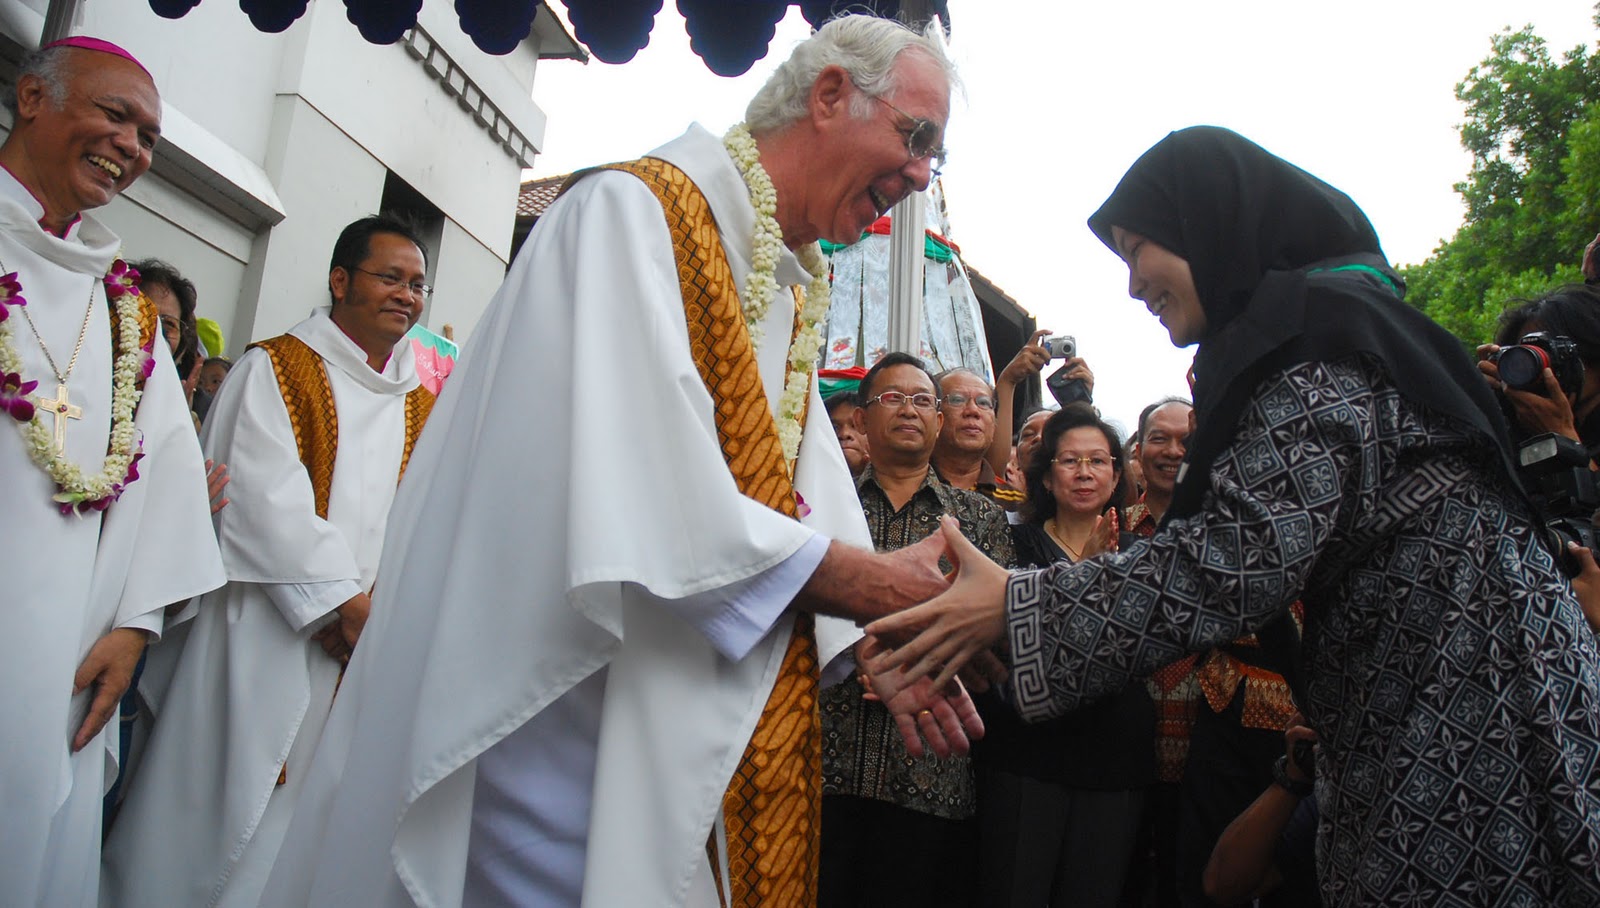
[1477,284,1600,459]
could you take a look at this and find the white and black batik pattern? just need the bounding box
[1005,356,1600,906]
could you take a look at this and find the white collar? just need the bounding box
[0,167,120,276]
[0,166,85,241]
[647,124,811,289]
[288,307,420,397]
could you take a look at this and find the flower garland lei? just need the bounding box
[724,123,832,466]
[0,259,153,515]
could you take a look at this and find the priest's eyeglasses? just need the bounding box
[870,94,947,179]
[865,391,940,411]
[942,392,995,411]
[352,267,433,300]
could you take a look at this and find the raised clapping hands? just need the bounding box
[1082,507,1120,560]
[862,516,1012,703]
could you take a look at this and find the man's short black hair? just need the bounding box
[132,257,199,374]
[1497,283,1600,366]
[1136,396,1193,443]
[824,391,859,417]
[328,213,431,305]
[857,351,939,407]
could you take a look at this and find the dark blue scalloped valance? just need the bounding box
[146,0,947,74]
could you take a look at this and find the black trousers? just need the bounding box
[975,767,1146,908]
[819,794,977,907]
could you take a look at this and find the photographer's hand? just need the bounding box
[1568,542,1600,634]
[990,329,1053,477]
[1478,346,1583,441]
[1504,367,1581,443]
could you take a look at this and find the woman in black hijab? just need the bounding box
[867,127,1600,905]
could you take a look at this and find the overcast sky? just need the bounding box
[528,1,1598,431]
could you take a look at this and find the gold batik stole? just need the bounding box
[594,157,821,908]
[248,334,436,784]
[247,334,435,518]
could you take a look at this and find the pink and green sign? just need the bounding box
[405,324,457,395]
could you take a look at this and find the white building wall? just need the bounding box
[238,94,389,345]
[0,0,555,353]
[96,168,255,354]
[426,218,505,336]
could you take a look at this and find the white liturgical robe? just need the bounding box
[261,125,872,907]
[0,169,224,908]
[101,310,420,907]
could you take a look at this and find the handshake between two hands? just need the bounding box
[855,516,1014,760]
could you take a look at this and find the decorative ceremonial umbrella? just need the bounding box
[144,0,948,73]
[820,187,994,383]
[404,322,458,395]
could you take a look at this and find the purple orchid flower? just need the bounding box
[124,450,144,485]
[1,370,37,421]
[103,259,141,301]
[0,271,23,322]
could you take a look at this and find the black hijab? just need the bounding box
[1088,126,1525,520]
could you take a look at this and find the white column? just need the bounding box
[884,0,936,356]
[886,191,926,355]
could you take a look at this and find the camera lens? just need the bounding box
[1498,346,1550,391]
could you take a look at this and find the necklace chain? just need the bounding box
[0,256,151,514]
[14,265,97,386]
[1044,518,1084,561]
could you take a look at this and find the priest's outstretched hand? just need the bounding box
[864,517,1012,698]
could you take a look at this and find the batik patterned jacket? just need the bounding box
[1006,356,1600,906]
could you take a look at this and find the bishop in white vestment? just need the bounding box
[0,39,224,908]
[102,221,437,907]
[263,18,968,907]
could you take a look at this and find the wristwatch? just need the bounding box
[1271,754,1314,799]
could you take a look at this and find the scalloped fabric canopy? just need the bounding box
[147,0,947,72]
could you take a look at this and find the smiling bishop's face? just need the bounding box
[18,50,159,223]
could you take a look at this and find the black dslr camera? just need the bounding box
[1494,332,1584,396]
[1516,433,1600,577]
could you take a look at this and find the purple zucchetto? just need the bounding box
[40,36,151,80]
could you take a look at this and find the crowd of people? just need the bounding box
[4,13,1600,908]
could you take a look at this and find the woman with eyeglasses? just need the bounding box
[866,126,1600,904]
[971,402,1153,907]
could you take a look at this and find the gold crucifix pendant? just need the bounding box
[33,383,82,454]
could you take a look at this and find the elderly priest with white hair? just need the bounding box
[0,37,223,907]
[262,14,977,908]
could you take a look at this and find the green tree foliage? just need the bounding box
[1400,11,1600,345]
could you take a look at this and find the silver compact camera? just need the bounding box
[1042,335,1076,359]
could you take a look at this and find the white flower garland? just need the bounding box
[0,266,148,514]
[724,123,832,467]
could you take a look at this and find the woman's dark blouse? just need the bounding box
[1004,356,1600,906]
[972,523,1154,790]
